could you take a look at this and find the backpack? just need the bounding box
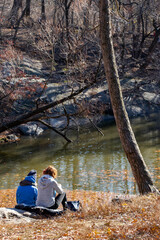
[67,201,81,212]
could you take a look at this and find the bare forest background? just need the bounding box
[0,0,160,140]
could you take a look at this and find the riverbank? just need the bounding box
[0,40,160,144]
[0,189,159,239]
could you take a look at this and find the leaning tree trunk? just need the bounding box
[99,0,159,195]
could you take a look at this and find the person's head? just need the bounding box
[43,166,57,178]
[27,170,37,177]
[27,170,37,180]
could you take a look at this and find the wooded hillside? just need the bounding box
[0,0,159,139]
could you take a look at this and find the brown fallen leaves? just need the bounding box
[0,189,160,239]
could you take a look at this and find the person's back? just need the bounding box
[36,174,62,207]
[16,170,38,206]
[36,166,68,210]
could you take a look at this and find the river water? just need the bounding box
[0,113,160,194]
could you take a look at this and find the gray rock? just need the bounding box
[6,134,19,142]
[19,123,44,136]
[142,92,160,105]
[0,207,36,222]
[50,118,67,129]
[126,106,143,117]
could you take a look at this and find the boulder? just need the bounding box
[0,207,37,223]
[0,205,63,223]
[19,123,44,136]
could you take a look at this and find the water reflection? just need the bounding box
[0,113,160,194]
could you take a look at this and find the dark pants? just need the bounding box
[49,192,67,209]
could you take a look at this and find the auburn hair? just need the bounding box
[43,166,57,178]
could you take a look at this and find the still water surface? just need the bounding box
[0,113,160,194]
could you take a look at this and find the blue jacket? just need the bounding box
[16,175,38,206]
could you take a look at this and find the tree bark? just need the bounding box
[41,0,46,21]
[140,27,160,69]
[25,0,31,17]
[64,0,73,40]
[13,6,27,41]
[99,0,159,195]
[64,0,69,40]
[8,0,23,26]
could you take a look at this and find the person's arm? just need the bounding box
[34,188,38,201]
[16,187,19,204]
[52,179,64,194]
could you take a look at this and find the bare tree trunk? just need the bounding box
[83,3,89,30]
[41,0,46,21]
[99,0,159,195]
[141,26,160,69]
[0,0,6,40]
[64,0,69,40]
[64,0,73,40]
[8,0,23,26]
[13,6,27,41]
[132,7,141,58]
[25,0,31,17]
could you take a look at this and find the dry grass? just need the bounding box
[0,189,160,239]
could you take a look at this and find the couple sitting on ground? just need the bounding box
[16,166,68,211]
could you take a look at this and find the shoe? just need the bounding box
[63,202,69,211]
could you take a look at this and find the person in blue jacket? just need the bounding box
[16,170,38,206]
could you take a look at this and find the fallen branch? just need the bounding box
[0,78,101,134]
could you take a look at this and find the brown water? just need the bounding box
[0,113,160,194]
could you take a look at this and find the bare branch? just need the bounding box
[0,78,101,134]
[88,118,104,136]
[37,119,72,143]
